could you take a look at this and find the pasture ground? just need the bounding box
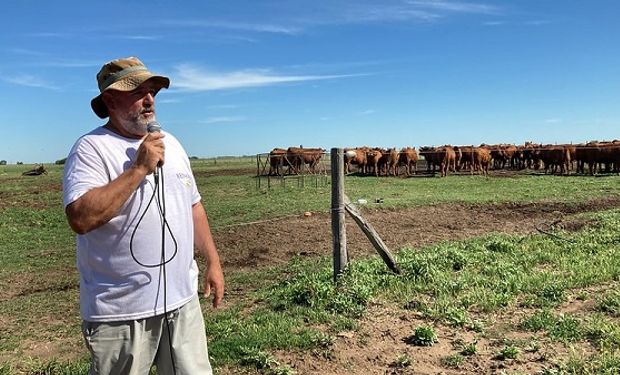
[1,159,620,374]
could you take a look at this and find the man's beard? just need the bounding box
[118,108,155,136]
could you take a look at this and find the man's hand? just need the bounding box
[203,261,225,308]
[134,132,165,175]
[193,203,225,308]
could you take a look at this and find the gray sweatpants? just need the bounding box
[82,296,212,375]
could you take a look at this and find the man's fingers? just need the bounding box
[212,284,223,308]
[203,281,211,299]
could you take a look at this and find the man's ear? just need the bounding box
[101,92,116,113]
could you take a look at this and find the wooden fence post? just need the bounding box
[331,148,348,282]
[343,195,400,274]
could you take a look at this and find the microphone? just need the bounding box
[147,121,161,134]
[147,121,162,181]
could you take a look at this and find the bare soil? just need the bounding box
[213,197,619,273]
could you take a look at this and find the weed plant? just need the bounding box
[406,325,438,346]
[440,353,464,368]
[496,345,520,360]
[390,354,413,368]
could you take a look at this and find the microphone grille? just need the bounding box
[147,121,161,133]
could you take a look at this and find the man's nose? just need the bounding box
[143,92,155,104]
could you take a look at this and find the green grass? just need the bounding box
[199,209,620,370]
[2,159,620,373]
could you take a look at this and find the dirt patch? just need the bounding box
[0,181,62,209]
[195,167,257,177]
[213,196,620,273]
[0,266,78,302]
[270,305,550,375]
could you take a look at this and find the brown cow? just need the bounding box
[344,147,368,174]
[521,142,541,170]
[558,144,577,171]
[366,148,383,176]
[286,147,325,174]
[398,147,418,176]
[473,146,492,176]
[577,141,620,175]
[536,145,571,175]
[378,148,399,176]
[454,146,475,173]
[419,146,455,177]
[268,148,288,175]
[418,146,440,174]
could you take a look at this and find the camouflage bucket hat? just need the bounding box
[91,57,170,118]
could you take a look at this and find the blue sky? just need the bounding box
[1,1,619,163]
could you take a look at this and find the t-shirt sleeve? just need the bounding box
[63,138,109,208]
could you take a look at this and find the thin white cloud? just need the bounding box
[524,20,552,26]
[162,1,503,34]
[202,116,246,124]
[8,48,48,57]
[483,21,506,26]
[358,109,376,115]
[25,32,71,38]
[207,104,240,110]
[158,98,182,104]
[406,0,500,15]
[172,65,366,92]
[162,19,301,35]
[2,74,59,90]
[545,118,562,124]
[37,59,101,68]
[121,35,161,41]
[308,0,503,25]
[344,5,440,22]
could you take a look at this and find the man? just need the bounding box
[63,56,224,374]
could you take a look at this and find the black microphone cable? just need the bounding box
[129,164,179,374]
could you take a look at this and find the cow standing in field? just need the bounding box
[454,146,475,173]
[487,144,505,170]
[304,148,326,173]
[558,144,577,172]
[504,144,519,169]
[418,146,439,174]
[286,147,325,174]
[443,146,457,176]
[574,143,593,174]
[366,148,383,176]
[344,147,369,174]
[487,144,517,170]
[474,146,492,176]
[521,142,541,170]
[576,141,620,175]
[268,148,288,175]
[378,148,399,176]
[536,145,571,175]
[419,146,456,177]
[398,147,418,176]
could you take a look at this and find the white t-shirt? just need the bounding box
[63,126,201,322]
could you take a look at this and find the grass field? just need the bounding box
[1,159,620,374]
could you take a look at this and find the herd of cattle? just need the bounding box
[267,141,620,177]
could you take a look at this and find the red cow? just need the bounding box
[398,147,418,176]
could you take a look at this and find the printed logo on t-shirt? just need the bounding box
[176,173,193,187]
